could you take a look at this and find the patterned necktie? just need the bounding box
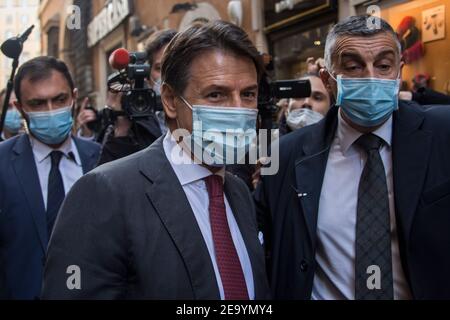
[355,134,394,300]
[204,174,249,300]
[47,151,65,236]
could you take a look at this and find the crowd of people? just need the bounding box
[0,15,450,300]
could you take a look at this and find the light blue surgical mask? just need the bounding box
[4,108,22,133]
[179,96,258,166]
[27,105,74,145]
[331,73,400,127]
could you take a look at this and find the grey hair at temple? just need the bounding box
[324,15,402,70]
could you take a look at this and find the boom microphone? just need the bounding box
[1,25,35,59]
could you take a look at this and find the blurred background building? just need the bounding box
[0,0,41,90]
[0,0,447,108]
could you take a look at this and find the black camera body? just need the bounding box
[258,76,312,129]
[85,106,117,133]
[271,79,311,100]
[107,51,158,120]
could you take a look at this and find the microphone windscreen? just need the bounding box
[109,48,130,70]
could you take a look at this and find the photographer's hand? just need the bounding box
[77,97,97,138]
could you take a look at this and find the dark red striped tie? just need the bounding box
[204,174,249,300]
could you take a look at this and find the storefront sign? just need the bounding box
[87,0,131,47]
[275,0,305,13]
[264,0,332,33]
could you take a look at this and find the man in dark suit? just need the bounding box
[0,56,100,299]
[255,15,450,300]
[42,21,270,300]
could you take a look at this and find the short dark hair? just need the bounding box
[325,15,401,69]
[14,56,75,103]
[145,29,177,66]
[161,20,264,96]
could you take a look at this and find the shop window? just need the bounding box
[273,22,334,79]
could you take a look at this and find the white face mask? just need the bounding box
[286,108,324,131]
[152,78,162,96]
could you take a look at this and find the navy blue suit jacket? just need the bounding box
[0,134,100,299]
[255,101,450,299]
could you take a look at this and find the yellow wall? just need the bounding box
[382,0,450,94]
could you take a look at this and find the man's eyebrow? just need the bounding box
[374,49,397,60]
[241,84,258,92]
[339,52,365,63]
[51,93,70,100]
[26,93,69,105]
[26,98,46,105]
[200,84,258,93]
[339,51,362,60]
[201,84,231,92]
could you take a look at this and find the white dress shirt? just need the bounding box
[312,110,412,300]
[76,128,95,142]
[163,132,255,300]
[29,135,84,210]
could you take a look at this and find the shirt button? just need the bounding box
[300,260,309,272]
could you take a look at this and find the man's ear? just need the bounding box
[319,68,331,90]
[161,82,177,120]
[14,100,27,120]
[399,61,405,80]
[72,88,79,102]
[72,88,79,115]
[320,68,337,102]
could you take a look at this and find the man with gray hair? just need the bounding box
[255,15,450,299]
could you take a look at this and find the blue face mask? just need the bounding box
[27,105,74,145]
[4,108,22,133]
[179,96,258,166]
[332,74,400,127]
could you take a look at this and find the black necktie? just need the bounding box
[46,151,65,236]
[355,134,394,300]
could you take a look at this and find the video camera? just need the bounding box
[83,48,164,137]
[107,48,159,120]
[258,76,312,129]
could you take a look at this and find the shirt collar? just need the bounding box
[29,134,82,166]
[162,131,225,186]
[337,108,393,155]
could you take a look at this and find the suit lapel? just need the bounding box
[139,138,220,299]
[295,149,330,248]
[12,134,48,252]
[294,106,339,248]
[392,102,432,250]
[72,137,98,173]
[224,175,269,299]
